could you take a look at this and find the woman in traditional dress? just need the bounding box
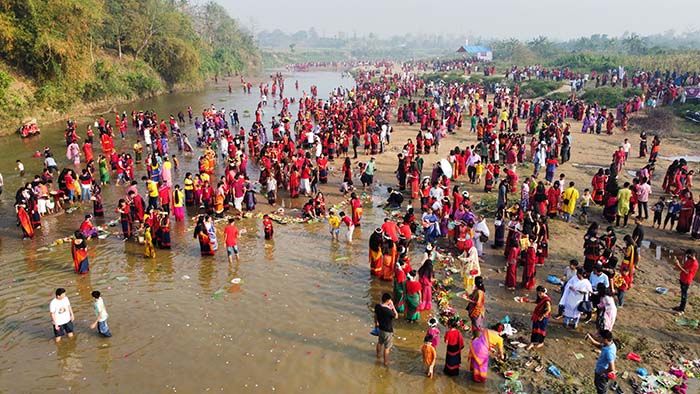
[417,259,433,312]
[620,235,637,286]
[677,189,694,233]
[98,155,110,184]
[194,216,214,256]
[591,170,606,205]
[691,197,700,239]
[173,184,185,222]
[522,236,537,290]
[143,224,156,259]
[71,231,89,274]
[92,185,104,217]
[393,260,406,314]
[546,181,561,218]
[462,244,481,294]
[405,271,421,322]
[505,228,520,290]
[368,228,383,277]
[408,162,420,200]
[493,208,505,248]
[465,276,486,334]
[350,192,362,226]
[443,318,464,376]
[206,215,218,253]
[16,203,34,239]
[159,213,171,249]
[468,328,504,383]
[380,236,396,281]
[528,286,551,349]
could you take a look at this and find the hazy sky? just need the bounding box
[219,0,699,39]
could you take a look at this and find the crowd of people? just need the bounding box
[6,57,699,392]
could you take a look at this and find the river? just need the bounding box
[0,70,494,393]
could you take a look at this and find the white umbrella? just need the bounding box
[439,159,453,179]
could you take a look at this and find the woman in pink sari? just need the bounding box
[468,328,504,383]
[417,259,433,311]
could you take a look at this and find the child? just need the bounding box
[90,290,112,337]
[613,266,632,307]
[340,180,355,197]
[421,334,437,378]
[652,196,665,228]
[328,209,341,241]
[267,177,277,205]
[426,317,440,349]
[262,214,274,240]
[302,199,316,219]
[580,189,592,224]
[16,160,25,176]
[664,196,680,230]
[475,160,484,184]
[339,211,354,243]
[172,154,179,170]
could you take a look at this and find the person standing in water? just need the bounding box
[50,288,74,343]
[374,293,398,366]
[90,290,112,337]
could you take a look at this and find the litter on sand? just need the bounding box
[655,287,669,295]
[546,275,563,285]
[675,318,699,329]
[547,365,562,378]
[230,278,242,284]
[115,276,128,281]
[212,289,225,299]
[574,353,584,360]
[335,257,349,261]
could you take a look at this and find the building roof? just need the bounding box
[457,45,492,53]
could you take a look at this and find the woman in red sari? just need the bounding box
[505,231,520,290]
[16,204,34,239]
[71,231,90,274]
[443,318,464,376]
[368,228,383,277]
[591,169,606,205]
[521,237,537,290]
[408,163,420,200]
[350,193,362,226]
[289,166,300,198]
[677,189,694,233]
[546,181,561,218]
[528,286,552,349]
[380,237,397,281]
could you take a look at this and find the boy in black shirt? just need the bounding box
[374,293,398,366]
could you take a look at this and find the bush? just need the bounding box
[35,82,75,111]
[581,86,642,107]
[0,70,11,98]
[551,53,620,73]
[125,71,161,97]
[519,80,563,98]
[548,91,574,102]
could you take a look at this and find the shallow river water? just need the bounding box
[0,71,494,393]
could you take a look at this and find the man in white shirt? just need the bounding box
[49,288,74,342]
[622,138,631,161]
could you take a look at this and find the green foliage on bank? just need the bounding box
[0,0,260,129]
[519,80,563,98]
[580,86,643,107]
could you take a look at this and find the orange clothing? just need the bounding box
[421,343,436,366]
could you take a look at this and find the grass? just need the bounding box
[519,80,563,99]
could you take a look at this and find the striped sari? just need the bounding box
[405,280,421,322]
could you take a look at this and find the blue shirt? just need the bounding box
[595,343,617,374]
[668,202,681,215]
[590,272,610,290]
